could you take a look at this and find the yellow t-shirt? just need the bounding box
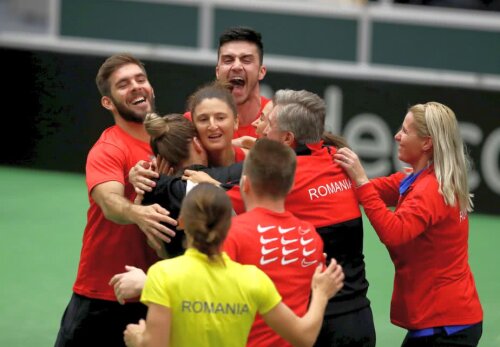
[141,248,282,347]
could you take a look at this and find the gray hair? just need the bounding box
[273,89,325,144]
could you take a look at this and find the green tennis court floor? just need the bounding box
[1,166,498,346]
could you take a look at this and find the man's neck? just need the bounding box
[237,92,261,127]
[114,116,149,142]
[245,197,286,213]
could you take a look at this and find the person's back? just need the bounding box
[143,249,281,347]
[224,138,325,347]
[287,143,369,316]
[227,142,369,318]
[227,208,323,347]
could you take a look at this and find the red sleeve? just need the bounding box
[369,172,405,207]
[356,175,439,247]
[86,142,127,193]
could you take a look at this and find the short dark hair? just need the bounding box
[218,26,264,64]
[243,138,296,198]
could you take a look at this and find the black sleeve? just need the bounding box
[142,175,187,258]
[142,175,186,221]
[203,162,243,184]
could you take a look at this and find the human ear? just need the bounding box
[101,96,113,111]
[422,136,433,152]
[193,137,204,153]
[258,65,267,81]
[241,175,250,193]
[283,131,295,147]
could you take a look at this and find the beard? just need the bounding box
[112,95,156,124]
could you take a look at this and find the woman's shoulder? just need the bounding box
[414,168,439,190]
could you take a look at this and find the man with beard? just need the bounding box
[55,53,177,347]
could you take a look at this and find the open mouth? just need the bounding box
[131,97,146,105]
[229,77,245,88]
[208,133,223,141]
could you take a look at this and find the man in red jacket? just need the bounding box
[225,138,326,347]
[226,89,376,347]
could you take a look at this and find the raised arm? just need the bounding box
[124,304,171,347]
[333,147,369,187]
[262,259,344,347]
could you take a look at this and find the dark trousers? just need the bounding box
[314,306,376,347]
[54,293,147,347]
[401,322,483,347]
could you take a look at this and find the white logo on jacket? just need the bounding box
[257,224,318,267]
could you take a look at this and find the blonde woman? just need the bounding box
[335,102,483,347]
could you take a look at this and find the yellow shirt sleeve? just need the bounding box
[250,266,282,315]
[141,261,171,308]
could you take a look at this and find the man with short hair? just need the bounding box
[55,53,176,347]
[224,138,325,347]
[216,26,270,138]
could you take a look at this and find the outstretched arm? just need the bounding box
[109,265,147,304]
[232,135,257,150]
[91,181,177,251]
[262,259,344,347]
